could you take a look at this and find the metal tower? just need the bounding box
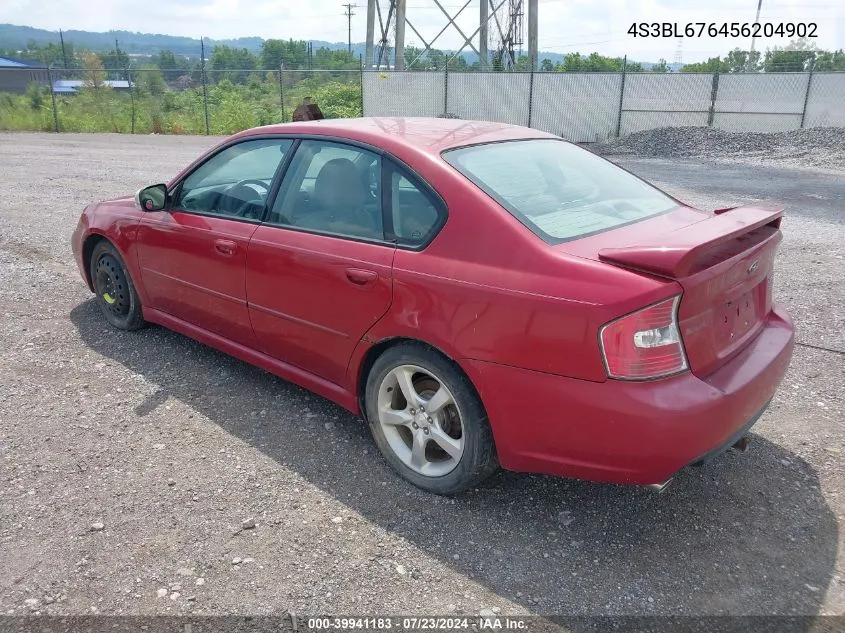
[364,0,538,71]
[490,0,524,70]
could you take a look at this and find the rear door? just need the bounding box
[246,139,395,385]
[137,138,294,347]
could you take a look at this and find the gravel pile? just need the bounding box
[594,126,845,171]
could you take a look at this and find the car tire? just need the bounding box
[89,240,145,331]
[364,342,498,495]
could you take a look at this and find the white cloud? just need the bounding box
[1,0,842,62]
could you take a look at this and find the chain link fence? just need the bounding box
[362,69,845,141]
[0,66,363,135]
[1,64,843,140]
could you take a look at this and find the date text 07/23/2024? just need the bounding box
[305,617,529,630]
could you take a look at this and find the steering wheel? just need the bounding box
[226,179,271,218]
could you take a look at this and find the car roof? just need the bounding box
[235,117,557,155]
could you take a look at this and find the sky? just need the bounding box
[2,0,843,63]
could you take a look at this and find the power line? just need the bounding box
[342,3,358,54]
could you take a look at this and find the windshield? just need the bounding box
[443,139,679,243]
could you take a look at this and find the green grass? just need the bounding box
[0,76,362,135]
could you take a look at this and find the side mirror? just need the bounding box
[135,184,168,212]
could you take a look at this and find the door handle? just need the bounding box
[214,239,237,256]
[345,268,378,285]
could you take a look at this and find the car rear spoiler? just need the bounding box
[597,206,784,278]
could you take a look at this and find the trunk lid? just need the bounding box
[561,205,783,377]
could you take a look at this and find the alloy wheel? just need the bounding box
[376,364,465,477]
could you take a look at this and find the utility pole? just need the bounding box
[394,0,406,70]
[364,0,375,70]
[479,0,488,69]
[59,29,69,69]
[527,0,537,71]
[343,3,358,54]
[748,0,762,70]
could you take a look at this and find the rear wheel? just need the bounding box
[365,343,497,495]
[89,241,144,331]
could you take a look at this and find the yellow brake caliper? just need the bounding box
[102,292,116,305]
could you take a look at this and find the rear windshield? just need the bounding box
[442,139,679,243]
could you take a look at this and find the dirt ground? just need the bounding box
[0,133,842,619]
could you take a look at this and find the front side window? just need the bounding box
[175,138,293,220]
[443,139,679,243]
[270,140,384,241]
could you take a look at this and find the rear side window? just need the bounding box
[442,139,678,243]
[387,164,443,247]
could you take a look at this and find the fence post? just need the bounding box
[200,37,210,135]
[127,68,136,134]
[46,66,59,133]
[800,60,815,129]
[527,69,535,128]
[707,70,720,126]
[279,63,286,122]
[359,54,364,117]
[444,65,449,116]
[615,55,627,137]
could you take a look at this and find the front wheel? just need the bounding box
[364,343,498,495]
[89,240,145,331]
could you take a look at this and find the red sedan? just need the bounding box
[72,118,794,495]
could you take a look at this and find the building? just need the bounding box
[0,56,50,94]
[52,79,134,94]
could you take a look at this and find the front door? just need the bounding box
[246,140,395,385]
[137,137,294,346]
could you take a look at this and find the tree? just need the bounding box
[82,52,106,89]
[261,39,308,70]
[446,53,469,71]
[3,41,81,69]
[552,52,639,73]
[313,47,359,70]
[540,58,554,72]
[137,65,166,96]
[98,45,129,76]
[154,49,185,80]
[814,49,845,71]
[210,45,257,83]
[764,39,818,72]
[514,55,532,71]
[651,58,669,73]
[403,45,430,70]
[682,56,729,73]
[427,49,447,70]
[724,48,761,72]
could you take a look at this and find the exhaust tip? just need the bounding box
[646,478,674,493]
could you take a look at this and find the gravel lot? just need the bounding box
[594,126,845,173]
[0,133,843,619]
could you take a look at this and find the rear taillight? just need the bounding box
[599,295,688,380]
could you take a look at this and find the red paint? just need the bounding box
[72,118,795,486]
[246,227,394,385]
[136,210,260,347]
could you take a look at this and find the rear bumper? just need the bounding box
[465,307,794,485]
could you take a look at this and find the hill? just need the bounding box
[0,23,585,66]
[0,23,683,69]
